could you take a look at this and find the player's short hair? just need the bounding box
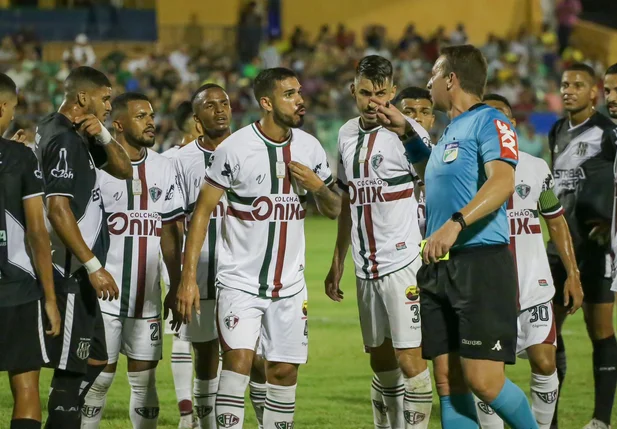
[605,63,617,76]
[175,101,194,131]
[111,92,150,120]
[64,66,111,95]
[483,93,513,111]
[253,67,298,102]
[355,55,394,87]
[393,87,432,106]
[440,45,488,98]
[0,73,16,98]
[190,83,224,111]
[564,62,596,80]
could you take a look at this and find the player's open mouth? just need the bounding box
[296,108,306,115]
[215,116,227,123]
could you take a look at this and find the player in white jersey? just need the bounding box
[470,95,583,429]
[176,67,341,429]
[82,93,184,429]
[162,99,202,429]
[325,56,433,429]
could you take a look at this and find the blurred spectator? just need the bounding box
[260,38,281,69]
[517,123,547,159]
[450,23,468,45]
[335,24,355,50]
[237,1,263,64]
[6,61,31,90]
[63,34,96,66]
[0,37,17,65]
[184,13,204,50]
[544,79,564,114]
[556,0,582,54]
[398,24,424,51]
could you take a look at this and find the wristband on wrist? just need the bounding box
[402,131,431,164]
[95,125,112,146]
[84,257,102,274]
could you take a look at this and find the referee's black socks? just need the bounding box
[11,419,40,429]
[44,370,82,429]
[592,335,617,425]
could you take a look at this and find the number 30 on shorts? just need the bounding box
[529,305,550,323]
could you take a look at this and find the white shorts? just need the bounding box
[356,257,422,349]
[516,301,557,357]
[178,300,218,343]
[216,286,308,364]
[103,313,163,364]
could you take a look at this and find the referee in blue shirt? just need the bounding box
[371,45,538,429]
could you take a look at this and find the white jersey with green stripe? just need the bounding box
[337,117,426,279]
[174,139,226,300]
[205,121,333,298]
[508,151,563,311]
[98,149,184,318]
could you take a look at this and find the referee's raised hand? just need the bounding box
[369,97,410,137]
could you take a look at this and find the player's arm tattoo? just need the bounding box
[101,140,133,179]
[314,183,342,220]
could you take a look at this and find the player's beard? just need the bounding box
[607,102,617,119]
[274,108,304,129]
[127,132,156,148]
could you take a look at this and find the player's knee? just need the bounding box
[369,343,398,373]
[395,348,427,378]
[266,362,298,386]
[250,354,267,383]
[464,369,504,402]
[221,349,254,375]
[530,354,556,376]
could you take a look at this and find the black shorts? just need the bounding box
[550,252,613,305]
[418,244,518,364]
[0,299,49,373]
[44,270,107,374]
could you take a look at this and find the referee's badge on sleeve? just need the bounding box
[443,142,459,163]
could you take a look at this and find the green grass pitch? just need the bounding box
[0,216,614,428]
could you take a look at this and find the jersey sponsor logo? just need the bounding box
[107,211,162,237]
[373,400,388,416]
[0,230,6,247]
[195,405,213,418]
[251,195,305,221]
[135,407,160,419]
[51,148,74,179]
[553,167,585,192]
[494,119,518,160]
[224,315,239,330]
[404,410,426,425]
[405,285,419,302]
[443,142,459,163]
[508,209,540,236]
[348,179,385,205]
[149,186,162,202]
[76,340,90,360]
[217,412,240,427]
[165,184,174,201]
[538,279,548,287]
[515,183,531,199]
[81,405,102,418]
[371,154,384,170]
[477,401,495,415]
[396,242,407,251]
[536,390,557,404]
[274,422,295,429]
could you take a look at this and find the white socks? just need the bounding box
[171,336,194,418]
[128,369,159,429]
[371,375,391,428]
[81,371,115,428]
[194,377,219,429]
[530,371,559,429]
[249,381,267,429]
[376,369,405,429]
[473,394,504,429]
[216,370,250,429]
[403,369,433,429]
[263,383,296,429]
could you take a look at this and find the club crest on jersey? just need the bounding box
[477,401,496,415]
[443,142,459,163]
[577,141,588,157]
[195,405,213,418]
[405,285,419,302]
[224,315,239,330]
[0,230,6,246]
[76,340,90,360]
[515,183,531,199]
[404,410,426,425]
[149,187,162,202]
[373,400,388,416]
[371,154,384,170]
[217,413,240,428]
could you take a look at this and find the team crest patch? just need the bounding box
[76,340,90,360]
[371,154,384,170]
[405,285,419,301]
[224,315,239,330]
[81,405,102,418]
[537,390,557,404]
[195,405,213,418]
[477,401,495,415]
[443,142,459,163]
[135,407,160,419]
[217,413,240,428]
[149,187,162,202]
[302,300,308,317]
[515,183,531,199]
[274,422,295,429]
[538,279,548,287]
[404,410,426,425]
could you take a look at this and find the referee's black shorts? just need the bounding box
[418,244,518,364]
[44,268,107,374]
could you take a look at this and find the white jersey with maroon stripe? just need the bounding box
[174,139,226,300]
[205,122,333,298]
[99,149,184,318]
[337,117,427,279]
[508,152,562,310]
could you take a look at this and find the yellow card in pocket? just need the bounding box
[420,240,450,261]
